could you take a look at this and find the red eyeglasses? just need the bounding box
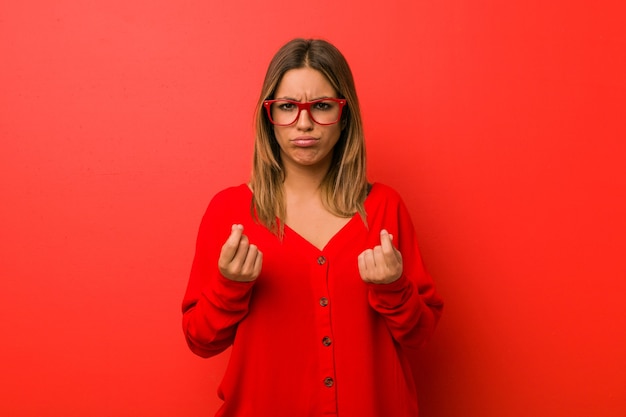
[263,98,347,126]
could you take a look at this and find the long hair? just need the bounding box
[250,38,368,235]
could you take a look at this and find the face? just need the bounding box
[271,67,343,173]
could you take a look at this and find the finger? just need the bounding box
[357,252,368,278]
[252,249,263,277]
[362,248,376,273]
[379,229,394,253]
[230,234,250,269]
[241,243,259,275]
[380,229,402,264]
[373,245,385,268]
[221,224,244,262]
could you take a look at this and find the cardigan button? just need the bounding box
[322,336,332,346]
[319,297,329,307]
[323,377,334,387]
[317,256,326,265]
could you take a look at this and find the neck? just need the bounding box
[282,155,333,195]
[283,163,328,195]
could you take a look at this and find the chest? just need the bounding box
[286,212,352,251]
[284,196,355,250]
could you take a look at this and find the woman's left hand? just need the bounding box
[358,229,403,284]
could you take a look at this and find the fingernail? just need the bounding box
[381,229,388,235]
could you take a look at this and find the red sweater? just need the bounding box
[182,183,443,417]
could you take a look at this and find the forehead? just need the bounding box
[274,67,337,99]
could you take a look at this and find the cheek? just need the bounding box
[272,126,287,145]
[327,125,343,146]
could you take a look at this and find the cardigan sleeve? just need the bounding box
[366,193,443,349]
[181,191,256,358]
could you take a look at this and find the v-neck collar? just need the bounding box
[243,182,376,253]
[283,214,361,253]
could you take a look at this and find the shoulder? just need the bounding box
[366,183,417,240]
[203,184,252,219]
[199,184,253,228]
[368,182,404,204]
[209,183,252,207]
[365,182,412,222]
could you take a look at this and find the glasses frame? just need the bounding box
[263,98,347,126]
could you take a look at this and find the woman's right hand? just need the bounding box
[218,224,263,282]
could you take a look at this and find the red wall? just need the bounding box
[1,1,625,416]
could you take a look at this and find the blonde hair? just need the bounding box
[250,38,368,235]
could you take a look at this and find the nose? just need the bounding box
[296,109,314,130]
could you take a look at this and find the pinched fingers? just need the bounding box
[220,224,245,259]
[358,230,403,284]
[218,224,263,282]
[380,229,402,265]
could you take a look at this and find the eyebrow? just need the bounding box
[275,95,334,101]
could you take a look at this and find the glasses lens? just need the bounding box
[269,100,342,125]
[270,101,299,125]
[310,100,341,125]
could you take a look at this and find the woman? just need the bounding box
[182,38,443,417]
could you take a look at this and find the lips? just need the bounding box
[291,136,319,147]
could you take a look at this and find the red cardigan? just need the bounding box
[182,183,443,417]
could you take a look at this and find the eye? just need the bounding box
[277,101,296,111]
[313,101,334,111]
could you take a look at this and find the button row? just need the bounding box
[317,256,332,389]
